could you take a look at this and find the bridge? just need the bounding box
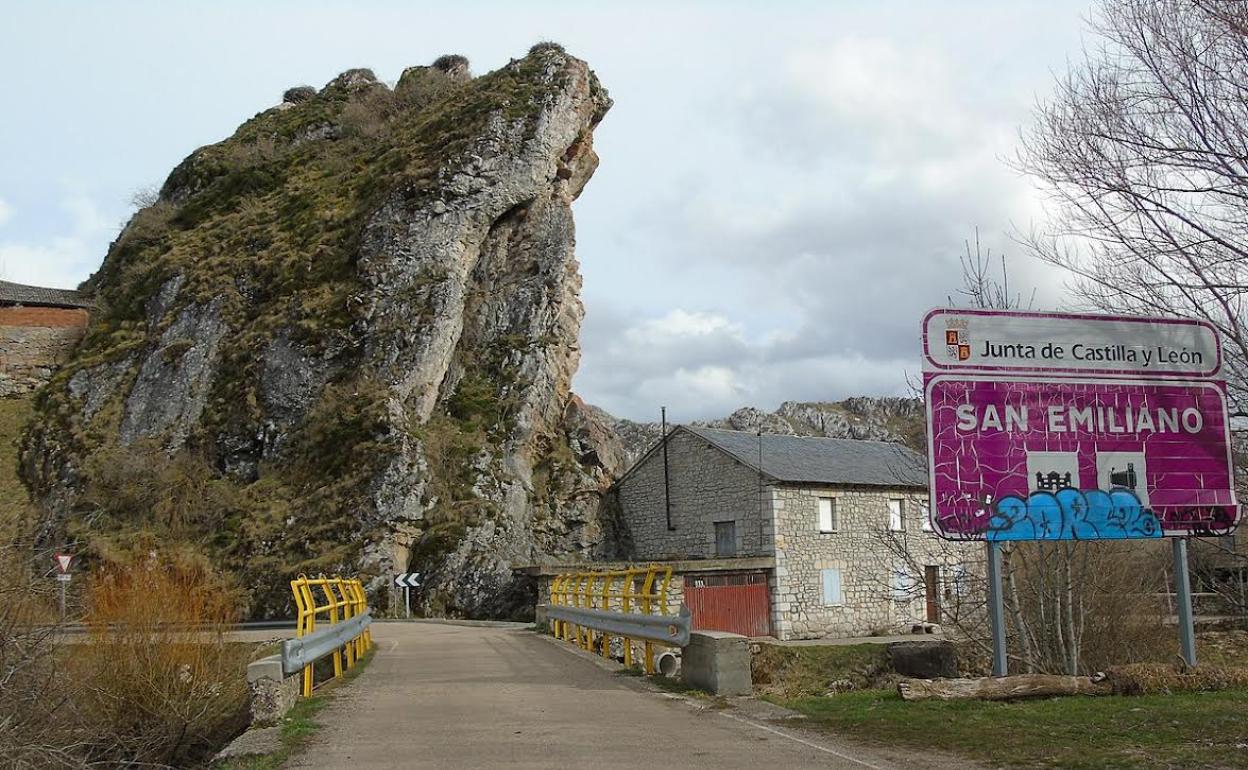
[219,572,972,769]
[263,621,945,770]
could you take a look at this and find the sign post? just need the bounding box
[53,553,73,623]
[985,541,1008,676]
[922,309,1238,672]
[1172,538,1197,667]
[394,573,421,618]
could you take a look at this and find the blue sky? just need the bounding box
[0,0,1092,420]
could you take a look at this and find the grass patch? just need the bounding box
[752,642,893,698]
[0,396,34,539]
[218,647,375,769]
[782,687,1248,769]
[216,696,329,770]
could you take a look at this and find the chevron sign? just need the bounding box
[394,573,422,588]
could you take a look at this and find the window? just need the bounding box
[949,564,971,598]
[888,498,905,531]
[891,567,913,600]
[818,497,837,533]
[821,568,843,606]
[920,502,933,532]
[714,521,737,557]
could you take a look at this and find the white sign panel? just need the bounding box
[923,308,1221,377]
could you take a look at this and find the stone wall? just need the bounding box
[615,429,771,559]
[771,485,979,640]
[0,306,89,397]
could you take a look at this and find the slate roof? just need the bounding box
[0,280,91,309]
[682,425,927,488]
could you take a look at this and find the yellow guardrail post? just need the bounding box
[317,577,344,679]
[600,572,615,659]
[288,574,372,698]
[335,578,356,670]
[621,567,636,668]
[640,565,657,674]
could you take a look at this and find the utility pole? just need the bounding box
[662,407,673,531]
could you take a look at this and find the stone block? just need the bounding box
[681,631,752,696]
[887,640,958,679]
[247,654,299,725]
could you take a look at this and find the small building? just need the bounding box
[611,425,977,640]
[0,280,91,397]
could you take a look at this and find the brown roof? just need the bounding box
[0,280,92,309]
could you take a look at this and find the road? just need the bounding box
[286,622,971,770]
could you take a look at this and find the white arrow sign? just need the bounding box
[394,573,422,588]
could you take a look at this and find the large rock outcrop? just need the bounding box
[21,46,617,618]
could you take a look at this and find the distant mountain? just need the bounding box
[594,397,926,468]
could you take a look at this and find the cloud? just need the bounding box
[578,306,915,421]
[0,194,113,289]
[573,33,1067,420]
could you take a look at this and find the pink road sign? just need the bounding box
[923,309,1238,541]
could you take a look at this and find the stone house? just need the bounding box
[0,281,91,397]
[609,426,979,640]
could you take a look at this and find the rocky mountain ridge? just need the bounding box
[22,46,618,618]
[596,396,925,467]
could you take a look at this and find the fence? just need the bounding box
[546,564,691,673]
[286,575,373,697]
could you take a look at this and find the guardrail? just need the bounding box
[547,564,691,673]
[287,575,373,697]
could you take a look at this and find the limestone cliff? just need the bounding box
[22,46,615,618]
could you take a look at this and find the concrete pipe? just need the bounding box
[656,651,679,678]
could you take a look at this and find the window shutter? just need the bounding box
[821,568,842,606]
[889,499,904,531]
[818,498,836,532]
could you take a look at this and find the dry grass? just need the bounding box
[73,557,252,766]
[1104,662,1248,695]
[0,549,253,768]
[0,396,34,540]
[751,643,894,698]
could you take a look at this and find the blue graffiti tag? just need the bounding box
[987,487,1161,541]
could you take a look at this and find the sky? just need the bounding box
[0,0,1093,421]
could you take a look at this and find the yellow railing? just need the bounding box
[290,575,373,697]
[548,564,673,674]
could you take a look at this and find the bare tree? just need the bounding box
[1016,0,1248,630]
[1015,0,1248,410]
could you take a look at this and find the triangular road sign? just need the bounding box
[54,553,73,574]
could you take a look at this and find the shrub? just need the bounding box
[432,54,469,73]
[73,556,251,766]
[0,541,80,769]
[528,41,565,55]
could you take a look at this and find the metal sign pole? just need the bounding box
[404,585,411,619]
[1172,537,1197,667]
[986,540,1008,677]
[59,580,67,623]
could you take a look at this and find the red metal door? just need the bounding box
[684,571,771,637]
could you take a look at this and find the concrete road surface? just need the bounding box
[287,622,969,770]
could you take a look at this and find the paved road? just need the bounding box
[287,623,970,770]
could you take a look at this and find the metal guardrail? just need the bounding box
[288,575,373,697]
[547,564,687,674]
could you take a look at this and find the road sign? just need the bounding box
[56,574,71,582]
[54,553,73,574]
[923,309,1238,541]
[394,573,421,588]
